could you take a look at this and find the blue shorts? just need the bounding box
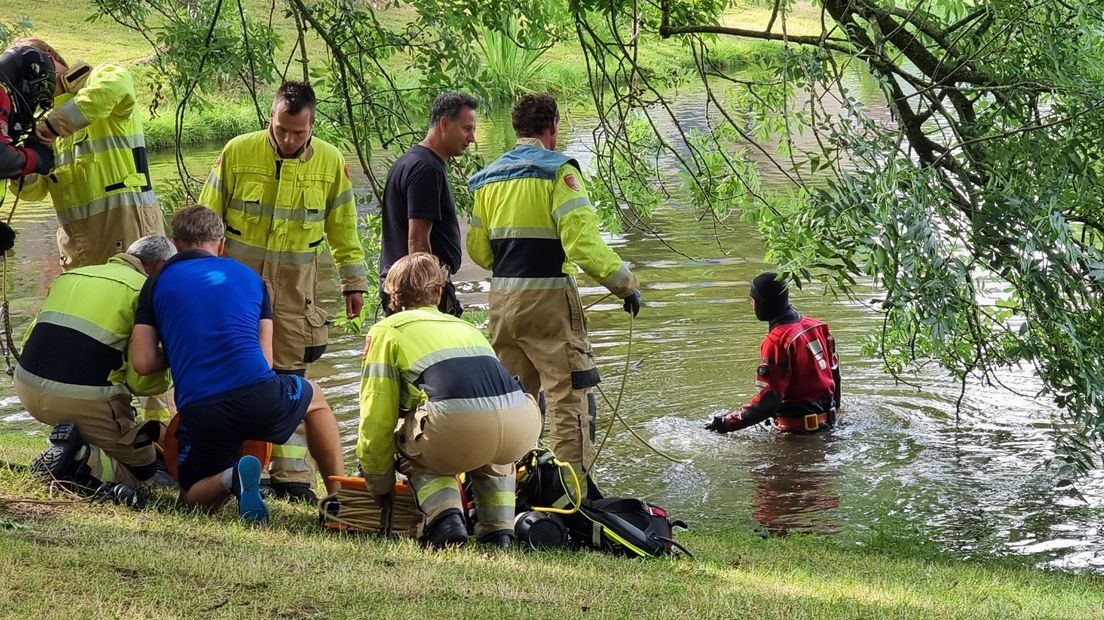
[176,375,312,490]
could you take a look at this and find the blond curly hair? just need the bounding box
[384,252,448,311]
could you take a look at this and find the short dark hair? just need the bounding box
[512,94,558,137]
[274,80,316,116]
[429,91,478,127]
[172,205,224,245]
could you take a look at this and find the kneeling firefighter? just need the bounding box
[357,253,541,549]
[706,271,841,434]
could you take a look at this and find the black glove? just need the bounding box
[705,410,752,434]
[622,291,641,317]
[24,139,54,175]
[0,221,15,253]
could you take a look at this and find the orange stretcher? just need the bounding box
[319,475,422,537]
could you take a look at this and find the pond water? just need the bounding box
[0,88,1101,573]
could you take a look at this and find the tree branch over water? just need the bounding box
[88,0,1104,475]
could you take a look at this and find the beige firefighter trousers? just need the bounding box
[396,394,541,536]
[488,278,599,478]
[15,378,156,488]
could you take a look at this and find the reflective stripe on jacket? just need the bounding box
[467,140,637,297]
[16,253,171,400]
[11,64,164,269]
[198,130,368,369]
[357,307,525,495]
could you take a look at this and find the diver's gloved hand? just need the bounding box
[24,139,55,175]
[622,291,641,317]
[705,410,752,434]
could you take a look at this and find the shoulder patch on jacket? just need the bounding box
[362,335,372,362]
[756,364,769,378]
[563,173,580,191]
[213,153,223,167]
[344,165,351,180]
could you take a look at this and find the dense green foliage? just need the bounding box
[81,0,1104,474]
[0,16,32,48]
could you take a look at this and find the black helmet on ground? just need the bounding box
[0,46,56,143]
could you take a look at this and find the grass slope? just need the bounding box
[2,431,1101,620]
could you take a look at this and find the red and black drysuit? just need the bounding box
[717,308,841,433]
[0,85,45,179]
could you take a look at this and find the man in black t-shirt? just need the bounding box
[379,91,477,316]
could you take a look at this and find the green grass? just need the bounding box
[2,430,1102,619]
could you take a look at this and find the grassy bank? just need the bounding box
[1,431,1101,619]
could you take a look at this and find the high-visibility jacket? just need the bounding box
[467,139,637,297]
[357,306,529,496]
[15,253,171,400]
[198,130,368,370]
[11,64,164,269]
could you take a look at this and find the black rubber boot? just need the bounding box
[477,530,513,551]
[92,482,149,510]
[29,422,88,482]
[270,481,317,505]
[421,510,469,549]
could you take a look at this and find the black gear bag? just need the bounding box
[514,449,691,558]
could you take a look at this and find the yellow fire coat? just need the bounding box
[198,130,367,371]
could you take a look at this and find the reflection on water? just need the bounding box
[0,86,1102,573]
[750,434,840,537]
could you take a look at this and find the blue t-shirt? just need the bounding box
[135,249,274,409]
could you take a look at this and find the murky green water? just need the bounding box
[1,94,1101,573]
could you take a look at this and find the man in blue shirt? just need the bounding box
[130,205,344,522]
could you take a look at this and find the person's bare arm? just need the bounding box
[130,324,168,375]
[259,318,274,368]
[408,218,433,254]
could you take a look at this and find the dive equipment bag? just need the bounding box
[514,449,691,558]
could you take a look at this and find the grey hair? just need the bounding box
[428,91,478,128]
[126,234,176,267]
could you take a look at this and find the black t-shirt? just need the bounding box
[379,144,461,276]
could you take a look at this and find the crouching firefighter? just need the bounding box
[706,271,841,434]
[357,253,541,549]
[16,235,175,506]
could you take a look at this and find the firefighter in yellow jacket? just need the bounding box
[358,253,541,549]
[199,81,367,502]
[11,39,164,270]
[12,39,171,428]
[16,235,175,507]
[467,94,641,488]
